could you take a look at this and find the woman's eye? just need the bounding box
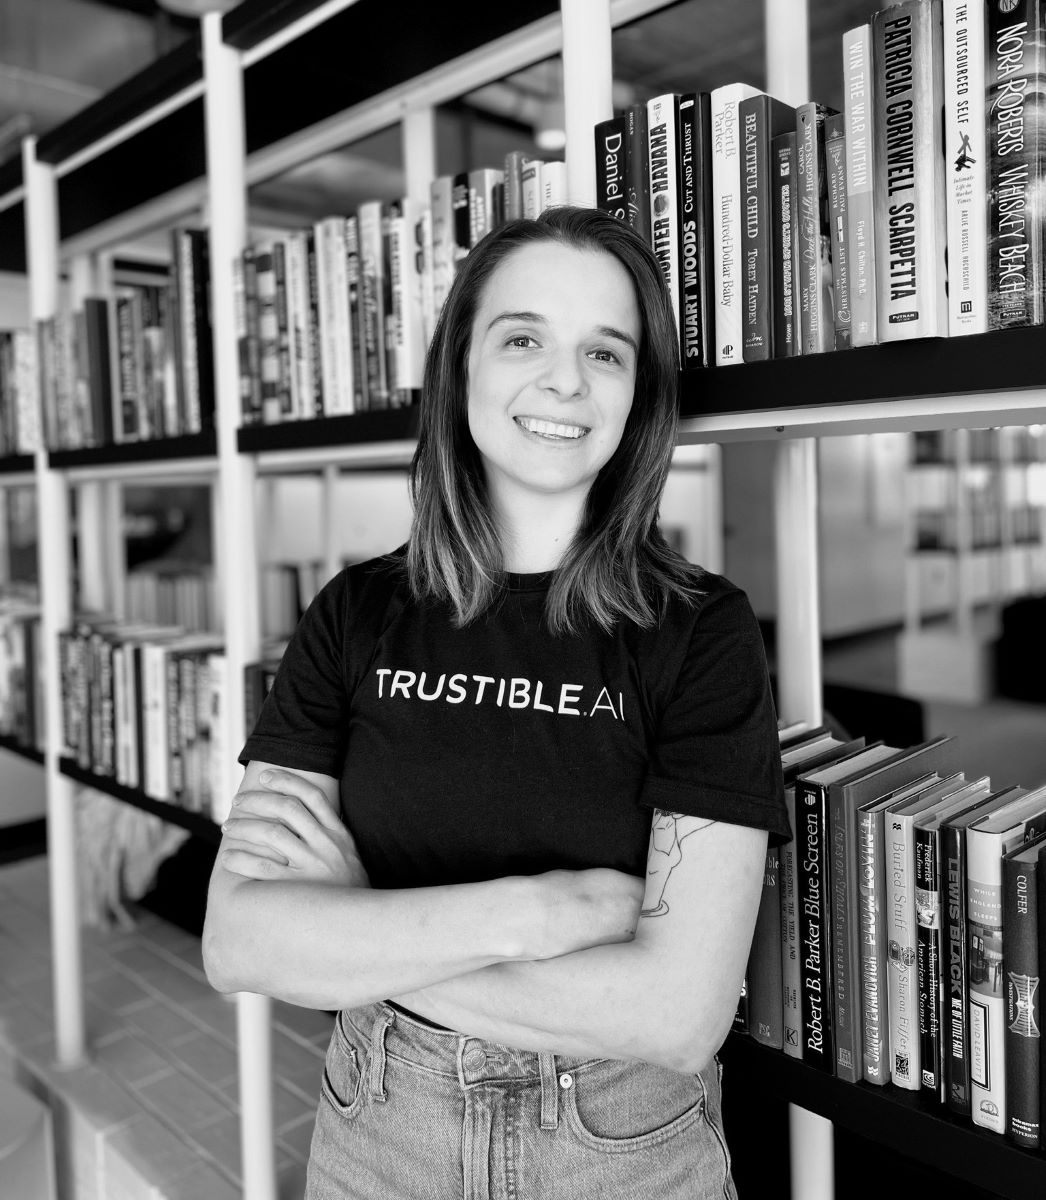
[591,348,621,365]
[507,335,536,349]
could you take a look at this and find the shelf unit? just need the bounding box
[0,0,1042,1198]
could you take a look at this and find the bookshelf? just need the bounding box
[3,1,1044,1199]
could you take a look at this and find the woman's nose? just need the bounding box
[539,346,585,399]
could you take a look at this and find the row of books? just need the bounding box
[742,723,1046,1148]
[0,330,40,457]
[235,155,566,425]
[913,428,1046,468]
[0,601,43,752]
[912,506,1044,552]
[34,228,213,452]
[595,0,1046,369]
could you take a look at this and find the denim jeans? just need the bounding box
[305,1001,738,1200]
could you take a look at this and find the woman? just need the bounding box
[203,205,789,1199]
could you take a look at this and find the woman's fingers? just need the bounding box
[221,845,295,879]
[222,816,306,862]
[256,768,342,829]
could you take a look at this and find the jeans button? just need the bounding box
[558,1073,573,1089]
[465,1048,486,1069]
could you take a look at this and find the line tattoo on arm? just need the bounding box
[641,809,714,918]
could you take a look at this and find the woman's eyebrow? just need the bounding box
[486,312,638,355]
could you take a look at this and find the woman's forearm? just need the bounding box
[202,867,642,1010]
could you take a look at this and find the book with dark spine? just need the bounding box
[985,0,1046,329]
[771,132,801,357]
[647,94,681,359]
[625,102,651,246]
[594,115,628,221]
[871,0,948,341]
[738,93,796,361]
[676,93,714,369]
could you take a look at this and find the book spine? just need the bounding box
[647,95,681,360]
[739,96,773,362]
[886,810,922,1089]
[967,826,1014,1133]
[677,93,714,368]
[829,789,858,1083]
[1002,850,1040,1147]
[780,784,803,1057]
[254,242,281,424]
[207,650,229,825]
[985,0,1045,328]
[357,201,388,411]
[503,149,527,221]
[711,84,758,364]
[748,842,784,1049]
[345,217,366,412]
[330,218,356,414]
[824,114,852,350]
[468,168,504,246]
[871,0,949,340]
[943,0,988,334]
[941,816,973,1114]
[915,822,944,1094]
[843,24,878,346]
[520,159,543,220]
[430,174,457,315]
[625,103,651,245]
[594,116,628,220]
[272,239,294,419]
[796,102,835,354]
[796,781,834,1071]
[858,805,890,1084]
[771,134,800,357]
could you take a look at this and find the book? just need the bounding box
[520,158,543,219]
[387,198,425,397]
[625,102,652,246]
[711,82,760,364]
[985,0,1045,329]
[357,199,389,411]
[541,161,567,211]
[795,101,838,354]
[771,132,801,358]
[943,0,988,334]
[676,92,715,369]
[468,168,504,246]
[503,149,527,222]
[738,93,796,361]
[1002,829,1046,1147]
[870,0,949,341]
[749,838,783,1049]
[853,735,963,1085]
[885,773,971,1091]
[594,115,628,221]
[430,174,457,316]
[914,778,993,1097]
[824,113,852,350]
[647,93,681,357]
[842,23,878,347]
[968,786,1046,1133]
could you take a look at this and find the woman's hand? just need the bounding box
[220,768,370,888]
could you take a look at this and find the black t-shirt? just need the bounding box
[240,548,789,888]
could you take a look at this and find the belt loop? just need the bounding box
[368,1007,395,1103]
[538,1053,559,1130]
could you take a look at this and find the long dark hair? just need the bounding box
[407,204,704,635]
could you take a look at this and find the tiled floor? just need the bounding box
[0,854,334,1200]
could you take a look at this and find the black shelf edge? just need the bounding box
[0,453,35,475]
[36,37,203,167]
[0,153,23,196]
[682,325,1046,419]
[237,406,420,454]
[58,757,220,844]
[0,735,44,765]
[720,1035,1045,1197]
[48,430,217,470]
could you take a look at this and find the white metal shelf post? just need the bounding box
[561,0,613,206]
[22,135,86,1068]
[764,2,834,1198]
[201,14,275,1200]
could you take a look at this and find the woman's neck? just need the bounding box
[493,487,586,573]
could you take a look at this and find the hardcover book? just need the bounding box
[985,0,1046,328]
[676,93,715,369]
[625,102,652,245]
[771,132,801,357]
[870,0,949,341]
[738,93,796,361]
[647,93,682,357]
[842,23,878,346]
[594,115,628,221]
[824,113,852,350]
[711,82,761,364]
[795,101,839,354]
[943,0,988,334]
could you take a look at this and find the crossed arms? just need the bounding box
[202,761,767,1075]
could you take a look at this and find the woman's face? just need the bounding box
[466,240,641,515]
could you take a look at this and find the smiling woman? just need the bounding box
[202,205,790,1200]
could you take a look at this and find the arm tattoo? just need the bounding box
[641,809,714,918]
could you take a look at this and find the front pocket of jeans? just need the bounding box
[561,1061,707,1153]
[320,1012,365,1121]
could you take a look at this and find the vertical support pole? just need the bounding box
[23,135,86,1069]
[701,444,725,576]
[561,0,613,206]
[954,428,974,637]
[202,14,276,1200]
[764,2,833,1195]
[402,107,437,207]
[321,465,341,585]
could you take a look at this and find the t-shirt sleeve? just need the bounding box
[640,586,791,844]
[238,571,350,776]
